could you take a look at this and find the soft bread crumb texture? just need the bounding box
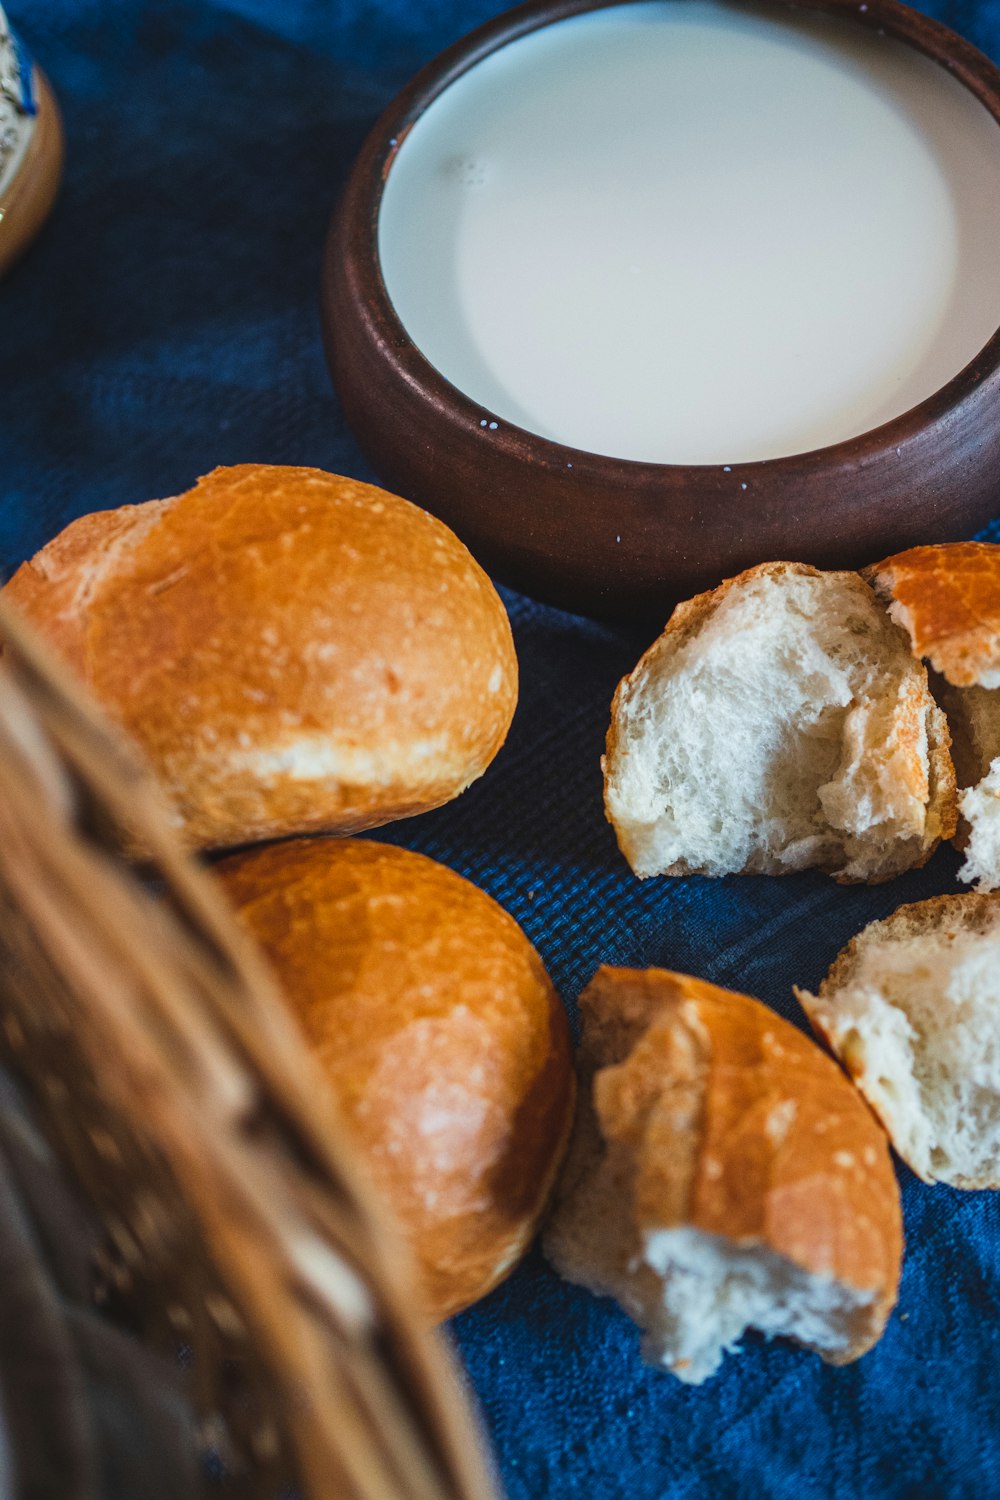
[216,837,575,1323]
[959,760,1000,891]
[866,542,1000,690]
[640,1230,874,1384]
[544,968,902,1383]
[604,562,954,882]
[798,894,1000,1188]
[2,465,518,850]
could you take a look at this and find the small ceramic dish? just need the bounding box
[322,0,1000,620]
[0,14,63,278]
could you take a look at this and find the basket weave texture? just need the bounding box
[0,596,498,1500]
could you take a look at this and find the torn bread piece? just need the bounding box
[865,542,1000,691]
[867,543,1000,890]
[604,562,955,882]
[797,894,1000,1190]
[544,968,902,1384]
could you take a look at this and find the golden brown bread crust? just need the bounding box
[2,465,518,850]
[548,967,903,1361]
[215,837,575,1323]
[604,560,956,881]
[866,543,1000,688]
[866,545,1000,867]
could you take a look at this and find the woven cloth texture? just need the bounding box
[3,2,1000,1496]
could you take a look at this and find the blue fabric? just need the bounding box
[3,2,1000,1496]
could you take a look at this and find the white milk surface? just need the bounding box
[378,1,1000,464]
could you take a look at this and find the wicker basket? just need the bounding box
[0,596,499,1500]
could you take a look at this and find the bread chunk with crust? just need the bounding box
[545,968,903,1384]
[797,894,1000,1189]
[866,542,1000,690]
[868,543,1000,891]
[604,562,955,882]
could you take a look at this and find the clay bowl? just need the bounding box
[0,68,63,279]
[321,0,1000,622]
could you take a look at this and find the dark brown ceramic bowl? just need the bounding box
[322,0,1000,622]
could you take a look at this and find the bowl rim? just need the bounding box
[330,0,1000,479]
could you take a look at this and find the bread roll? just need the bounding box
[215,837,575,1323]
[866,542,1000,690]
[544,967,902,1384]
[2,465,517,851]
[867,543,1000,891]
[604,561,955,882]
[797,894,1000,1189]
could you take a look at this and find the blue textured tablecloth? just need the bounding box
[3,2,1000,1495]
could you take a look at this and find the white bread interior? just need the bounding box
[959,760,1000,893]
[638,1230,875,1385]
[604,563,954,882]
[797,894,1000,1188]
[557,1176,878,1387]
